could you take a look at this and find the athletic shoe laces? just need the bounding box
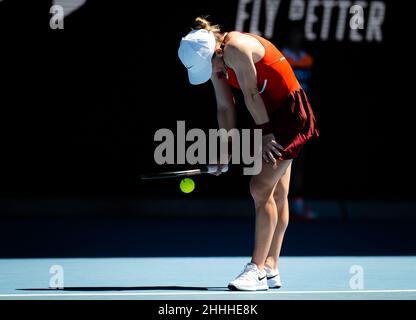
[236,263,259,281]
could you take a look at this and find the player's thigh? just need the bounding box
[250,159,292,200]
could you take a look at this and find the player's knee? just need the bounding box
[250,179,274,207]
[277,213,289,231]
[274,188,289,230]
[274,184,290,205]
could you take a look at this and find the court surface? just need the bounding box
[1,256,415,300]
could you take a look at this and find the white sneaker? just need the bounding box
[228,263,269,291]
[264,267,282,288]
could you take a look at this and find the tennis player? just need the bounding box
[178,17,319,291]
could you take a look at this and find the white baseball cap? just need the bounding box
[178,29,216,85]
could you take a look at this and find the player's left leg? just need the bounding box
[228,159,292,291]
[264,161,292,288]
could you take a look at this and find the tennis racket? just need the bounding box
[139,165,228,180]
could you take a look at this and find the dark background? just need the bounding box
[0,0,413,200]
[0,0,415,258]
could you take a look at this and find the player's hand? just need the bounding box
[207,154,231,176]
[207,163,229,176]
[262,133,284,164]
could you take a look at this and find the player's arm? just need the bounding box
[209,70,236,175]
[225,42,283,162]
[224,43,269,126]
[210,72,237,132]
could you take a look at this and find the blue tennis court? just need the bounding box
[1,256,415,300]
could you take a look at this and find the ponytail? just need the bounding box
[194,16,222,41]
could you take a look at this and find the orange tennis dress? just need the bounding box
[224,32,319,160]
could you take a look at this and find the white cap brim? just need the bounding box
[187,60,213,85]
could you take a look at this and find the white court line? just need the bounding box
[1,289,416,298]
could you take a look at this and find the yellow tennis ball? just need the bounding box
[180,178,195,194]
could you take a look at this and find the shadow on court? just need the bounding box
[18,286,227,292]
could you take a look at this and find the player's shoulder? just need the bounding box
[225,31,252,46]
[224,32,252,54]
